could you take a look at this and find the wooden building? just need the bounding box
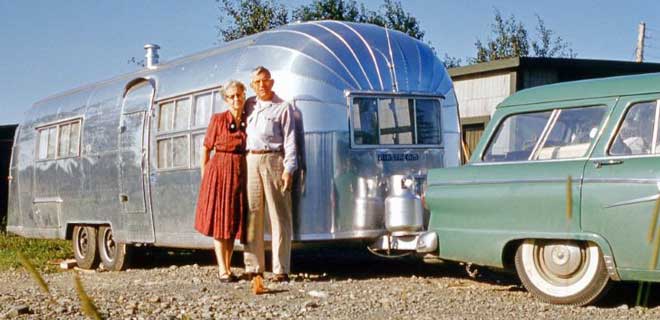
[448,57,660,153]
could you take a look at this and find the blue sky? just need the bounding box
[1,0,658,125]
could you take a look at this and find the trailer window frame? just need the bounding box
[154,86,224,171]
[347,92,444,149]
[35,117,83,161]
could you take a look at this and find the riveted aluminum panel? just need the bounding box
[11,21,459,247]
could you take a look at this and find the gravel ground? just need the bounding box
[1,247,659,319]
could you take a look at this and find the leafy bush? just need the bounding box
[0,232,72,273]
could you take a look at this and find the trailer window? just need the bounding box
[193,93,213,127]
[37,128,52,160]
[351,97,442,146]
[156,87,224,170]
[174,98,191,130]
[37,119,82,160]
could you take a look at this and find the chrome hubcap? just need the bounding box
[77,228,89,255]
[535,240,587,284]
[103,229,116,260]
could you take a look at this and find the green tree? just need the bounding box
[473,9,575,63]
[377,0,425,40]
[443,54,463,68]
[216,0,289,42]
[292,0,363,22]
[293,0,425,41]
[531,14,576,58]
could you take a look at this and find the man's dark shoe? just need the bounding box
[219,273,238,283]
[239,272,263,281]
[271,273,290,283]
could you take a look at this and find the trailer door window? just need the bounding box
[351,96,442,146]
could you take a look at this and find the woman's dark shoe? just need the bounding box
[271,273,290,283]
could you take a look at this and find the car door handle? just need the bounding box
[593,159,624,168]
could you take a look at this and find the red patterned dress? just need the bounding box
[194,111,247,243]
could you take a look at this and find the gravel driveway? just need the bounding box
[1,247,659,319]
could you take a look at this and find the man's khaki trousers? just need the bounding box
[243,153,292,275]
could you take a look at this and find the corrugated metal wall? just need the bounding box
[453,72,512,118]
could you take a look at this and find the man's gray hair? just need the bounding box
[251,66,271,78]
[221,80,246,98]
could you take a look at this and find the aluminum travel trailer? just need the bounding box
[7,21,461,270]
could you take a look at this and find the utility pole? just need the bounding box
[636,21,646,63]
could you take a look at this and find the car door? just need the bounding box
[582,94,660,276]
[429,99,614,265]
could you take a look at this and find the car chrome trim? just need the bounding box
[604,194,660,208]
[582,178,660,184]
[603,255,621,281]
[471,157,590,166]
[429,177,580,187]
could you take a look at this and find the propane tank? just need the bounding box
[353,176,384,230]
[384,175,423,234]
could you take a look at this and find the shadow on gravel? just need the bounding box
[126,244,660,308]
[596,282,660,308]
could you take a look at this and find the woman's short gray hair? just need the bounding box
[221,80,246,98]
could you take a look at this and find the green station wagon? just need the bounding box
[426,72,660,305]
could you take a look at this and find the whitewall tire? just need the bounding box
[514,239,610,305]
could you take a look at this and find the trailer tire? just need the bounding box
[98,226,131,271]
[514,239,610,306]
[72,226,100,270]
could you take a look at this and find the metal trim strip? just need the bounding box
[429,177,581,187]
[33,197,63,204]
[604,194,659,208]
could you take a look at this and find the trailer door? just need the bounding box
[118,81,155,242]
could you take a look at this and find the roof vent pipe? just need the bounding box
[144,44,160,69]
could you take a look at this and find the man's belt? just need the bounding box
[248,149,283,154]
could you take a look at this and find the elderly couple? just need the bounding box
[193,66,297,283]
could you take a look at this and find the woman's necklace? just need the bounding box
[229,110,246,131]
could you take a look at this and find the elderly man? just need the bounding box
[242,66,297,282]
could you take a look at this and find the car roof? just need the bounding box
[498,72,660,108]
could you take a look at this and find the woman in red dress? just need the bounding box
[194,80,247,282]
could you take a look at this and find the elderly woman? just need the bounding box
[194,80,248,282]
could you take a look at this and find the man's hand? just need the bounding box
[281,172,293,192]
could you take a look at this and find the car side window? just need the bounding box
[482,111,552,162]
[610,101,658,156]
[536,106,607,160]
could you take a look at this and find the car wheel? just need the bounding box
[98,226,131,271]
[72,225,100,269]
[514,239,610,306]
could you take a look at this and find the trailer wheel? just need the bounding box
[72,226,100,269]
[514,239,610,306]
[98,226,131,271]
